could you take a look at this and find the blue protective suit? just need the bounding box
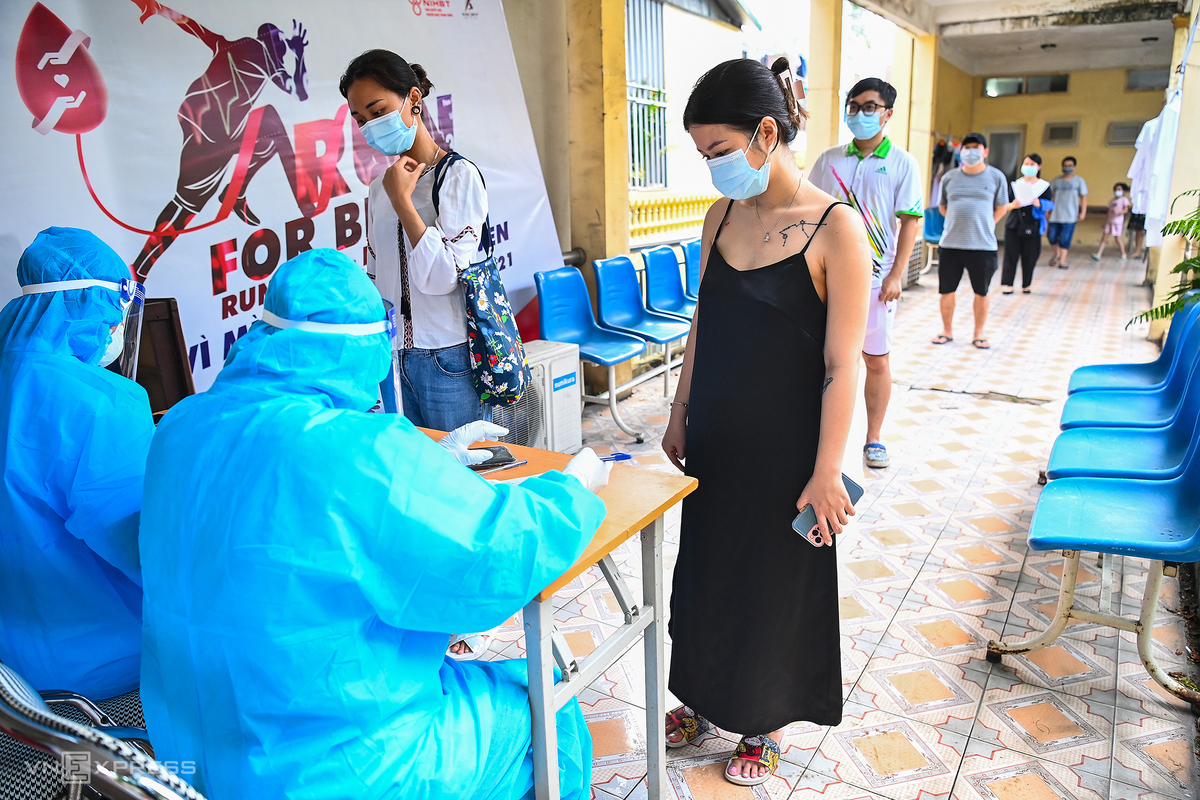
[0,227,153,699]
[140,249,604,800]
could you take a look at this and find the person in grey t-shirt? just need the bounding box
[933,132,1016,350]
[1047,156,1088,268]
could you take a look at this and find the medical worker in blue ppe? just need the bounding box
[0,227,153,700]
[139,248,610,800]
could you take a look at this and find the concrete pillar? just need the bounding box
[805,0,843,172]
[908,35,938,202]
[567,0,630,281]
[1149,8,1200,343]
[890,30,913,153]
[501,0,571,251]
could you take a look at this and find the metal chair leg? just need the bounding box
[988,549,1082,662]
[663,343,670,397]
[1137,561,1200,709]
[607,365,645,443]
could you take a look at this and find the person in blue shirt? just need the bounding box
[139,248,608,800]
[0,227,153,701]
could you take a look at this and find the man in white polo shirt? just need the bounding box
[810,78,922,469]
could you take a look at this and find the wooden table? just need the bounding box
[422,430,697,800]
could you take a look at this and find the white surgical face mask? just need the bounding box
[99,320,125,367]
[706,121,775,200]
[960,147,984,167]
[1114,189,1124,197]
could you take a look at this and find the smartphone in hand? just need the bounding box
[791,474,865,547]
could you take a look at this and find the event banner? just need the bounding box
[0,0,559,390]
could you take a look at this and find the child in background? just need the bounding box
[1093,183,1131,261]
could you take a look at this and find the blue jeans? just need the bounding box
[1047,222,1076,249]
[399,342,491,429]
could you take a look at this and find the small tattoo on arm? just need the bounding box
[822,377,833,393]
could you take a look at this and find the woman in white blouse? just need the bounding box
[341,50,490,428]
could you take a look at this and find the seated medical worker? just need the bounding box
[139,249,609,800]
[0,227,153,700]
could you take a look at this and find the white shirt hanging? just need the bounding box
[366,157,488,350]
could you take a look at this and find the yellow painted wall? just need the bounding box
[934,58,974,142]
[970,68,1164,208]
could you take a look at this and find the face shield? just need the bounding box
[260,298,401,411]
[21,277,146,377]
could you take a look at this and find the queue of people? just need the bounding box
[0,52,881,796]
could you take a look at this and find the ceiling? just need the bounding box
[856,0,1183,76]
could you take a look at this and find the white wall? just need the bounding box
[661,4,747,194]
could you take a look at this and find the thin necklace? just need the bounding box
[420,147,444,177]
[754,177,803,243]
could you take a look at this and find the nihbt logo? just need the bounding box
[411,0,423,14]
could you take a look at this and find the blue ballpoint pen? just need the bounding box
[600,453,632,462]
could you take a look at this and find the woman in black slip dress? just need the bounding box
[660,58,872,788]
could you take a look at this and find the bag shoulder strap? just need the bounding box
[431,151,494,257]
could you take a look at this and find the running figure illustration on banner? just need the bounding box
[127,0,312,278]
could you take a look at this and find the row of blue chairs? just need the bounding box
[535,243,700,442]
[988,297,1200,711]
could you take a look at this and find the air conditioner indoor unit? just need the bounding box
[492,339,582,454]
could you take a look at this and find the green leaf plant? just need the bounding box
[1128,188,1200,328]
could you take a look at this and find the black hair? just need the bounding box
[1115,182,1130,191]
[683,57,807,145]
[1024,153,1042,165]
[846,77,896,108]
[1062,155,1077,166]
[339,49,433,101]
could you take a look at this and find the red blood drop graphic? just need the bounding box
[15,3,107,134]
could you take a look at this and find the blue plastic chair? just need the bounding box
[1068,294,1200,394]
[641,246,696,320]
[593,255,692,397]
[987,438,1200,709]
[536,267,647,441]
[1058,324,1200,430]
[922,207,944,244]
[681,238,701,300]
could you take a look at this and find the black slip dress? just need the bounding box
[668,200,847,734]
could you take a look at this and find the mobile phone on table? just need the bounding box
[466,445,517,471]
[791,474,865,547]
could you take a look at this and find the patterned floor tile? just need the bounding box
[1111,706,1198,799]
[847,646,988,736]
[954,741,1108,800]
[808,701,968,800]
[969,674,1114,777]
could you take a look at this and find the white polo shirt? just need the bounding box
[808,137,923,284]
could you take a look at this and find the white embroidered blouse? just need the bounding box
[366,157,488,350]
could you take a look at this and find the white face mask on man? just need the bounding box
[960,147,984,167]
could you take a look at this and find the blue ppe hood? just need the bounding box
[0,227,154,699]
[140,249,605,800]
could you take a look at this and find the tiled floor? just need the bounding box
[507,250,1200,799]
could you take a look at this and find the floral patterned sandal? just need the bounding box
[725,735,781,786]
[664,705,710,749]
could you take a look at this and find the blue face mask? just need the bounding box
[707,121,775,200]
[1020,164,1040,177]
[845,110,883,140]
[360,99,417,157]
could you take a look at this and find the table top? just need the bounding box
[420,429,697,601]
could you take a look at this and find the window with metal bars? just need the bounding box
[627,0,667,189]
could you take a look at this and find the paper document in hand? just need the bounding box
[1012,179,1048,207]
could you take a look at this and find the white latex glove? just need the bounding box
[439,421,510,466]
[562,447,612,493]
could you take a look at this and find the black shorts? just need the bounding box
[1130,213,1146,232]
[938,248,997,296]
